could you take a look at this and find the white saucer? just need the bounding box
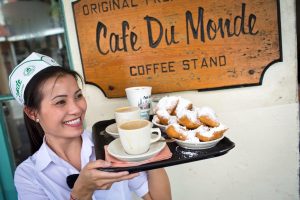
[107,135,166,162]
[105,123,119,138]
[175,135,225,150]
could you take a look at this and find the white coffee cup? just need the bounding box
[125,86,152,120]
[115,106,140,127]
[118,119,161,155]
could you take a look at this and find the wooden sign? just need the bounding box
[72,0,281,98]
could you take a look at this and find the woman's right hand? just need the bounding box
[71,160,139,200]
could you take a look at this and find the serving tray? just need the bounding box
[92,119,235,173]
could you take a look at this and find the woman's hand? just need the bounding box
[71,160,139,200]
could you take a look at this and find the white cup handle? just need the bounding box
[150,128,162,143]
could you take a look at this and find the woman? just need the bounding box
[9,52,171,200]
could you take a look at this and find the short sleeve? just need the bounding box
[128,172,149,197]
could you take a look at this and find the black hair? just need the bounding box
[23,66,83,154]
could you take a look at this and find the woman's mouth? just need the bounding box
[64,118,82,127]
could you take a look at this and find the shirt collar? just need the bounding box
[82,130,94,148]
[35,140,52,171]
[35,130,94,171]
[81,130,94,167]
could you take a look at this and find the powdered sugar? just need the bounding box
[175,146,200,158]
[171,124,200,143]
[184,131,201,143]
[175,97,192,113]
[168,116,178,124]
[197,106,218,121]
[154,96,228,146]
[154,96,179,113]
[156,109,170,119]
[168,123,227,142]
[177,109,199,123]
[198,124,227,137]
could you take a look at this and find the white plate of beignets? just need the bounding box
[166,123,227,149]
[153,96,228,149]
[175,135,225,150]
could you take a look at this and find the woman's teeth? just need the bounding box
[64,118,81,125]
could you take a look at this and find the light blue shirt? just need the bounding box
[14,130,148,200]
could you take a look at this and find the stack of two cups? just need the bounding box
[115,86,161,155]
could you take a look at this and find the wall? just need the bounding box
[297,0,300,84]
[62,0,299,199]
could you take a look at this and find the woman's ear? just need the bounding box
[24,106,38,122]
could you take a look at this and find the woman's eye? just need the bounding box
[75,93,83,99]
[55,100,66,105]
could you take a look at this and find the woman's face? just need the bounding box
[36,74,87,140]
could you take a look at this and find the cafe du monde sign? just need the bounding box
[72,0,281,98]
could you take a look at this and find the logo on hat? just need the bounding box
[15,79,22,97]
[23,66,35,76]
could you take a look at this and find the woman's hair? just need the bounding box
[23,66,83,154]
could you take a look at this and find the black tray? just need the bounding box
[92,119,235,173]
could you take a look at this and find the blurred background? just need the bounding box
[0,0,70,169]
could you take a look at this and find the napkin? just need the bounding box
[104,145,173,167]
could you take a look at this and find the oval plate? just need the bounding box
[175,135,225,150]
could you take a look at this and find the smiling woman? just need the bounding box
[22,66,86,153]
[9,52,171,200]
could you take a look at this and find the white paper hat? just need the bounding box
[9,52,60,105]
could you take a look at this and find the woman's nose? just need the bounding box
[68,100,82,114]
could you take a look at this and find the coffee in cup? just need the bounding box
[115,106,140,127]
[118,119,161,155]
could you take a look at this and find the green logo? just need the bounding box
[23,66,35,76]
[15,79,22,97]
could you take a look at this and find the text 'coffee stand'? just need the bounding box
[72,0,282,98]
